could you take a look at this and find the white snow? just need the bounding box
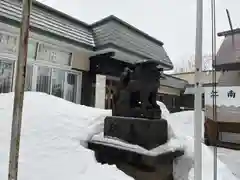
[168,110,205,140]
[0,92,133,180]
[167,110,239,180]
[214,147,240,178]
[0,92,239,180]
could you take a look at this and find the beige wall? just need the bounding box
[218,71,240,86]
[72,50,91,71]
[158,86,181,96]
[172,71,222,85]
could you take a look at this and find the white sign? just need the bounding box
[205,86,240,107]
[204,86,240,144]
[95,74,106,109]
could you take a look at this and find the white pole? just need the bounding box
[8,0,32,180]
[211,0,217,180]
[194,0,203,179]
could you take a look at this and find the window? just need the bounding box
[51,68,65,98]
[0,32,17,54]
[0,60,14,93]
[25,65,33,91]
[28,40,38,59]
[65,73,77,102]
[24,63,80,103]
[36,43,72,66]
[36,66,51,94]
[37,43,50,62]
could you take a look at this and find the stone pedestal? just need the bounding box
[88,140,184,180]
[119,163,173,180]
[104,116,168,150]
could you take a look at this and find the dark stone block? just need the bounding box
[88,140,184,168]
[114,107,162,120]
[104,116,168,150]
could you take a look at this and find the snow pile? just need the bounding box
[168,110,205,139]
[0,92,132,180]
[168,110,239,180]
[0,92,238,180]
[215,147,240,178]
[157,100,170,119]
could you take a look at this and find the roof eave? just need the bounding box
[94,42,173,70]
[33,0,91,29]
[91,15,164,46]
[218,28,240,37]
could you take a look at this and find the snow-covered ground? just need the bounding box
[0,92,133,180]
[0,92,239,180]
[167,109,240,180]
[216,147,240,178]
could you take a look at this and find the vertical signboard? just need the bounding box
[95,74,106,109]
[205,86,240,144]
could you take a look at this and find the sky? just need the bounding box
[38,0,240,70]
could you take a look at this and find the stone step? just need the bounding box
[104,116,168,150]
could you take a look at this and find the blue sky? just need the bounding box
[38,0,240,70]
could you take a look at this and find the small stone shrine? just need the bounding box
[88,60,184,180]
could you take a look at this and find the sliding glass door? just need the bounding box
[0,60,14,93]
[32,65,80,103]
[25,65,33,91]
[51,68,65,98]
[64,72,77,102]
[36,66,51,94]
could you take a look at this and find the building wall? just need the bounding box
[72,50,91,71]
[172,71,222,85]
[158,86,181,96]
[0,21,91,104]
[218,71,240,86]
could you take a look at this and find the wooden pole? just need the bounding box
[8,0,32,180]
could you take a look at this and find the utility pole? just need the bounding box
[8,0,32,180]
[194,0,203,179]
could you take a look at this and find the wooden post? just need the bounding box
[8,0,32,180]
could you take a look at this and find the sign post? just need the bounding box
[194,0,203,179]
[8,0,32,180]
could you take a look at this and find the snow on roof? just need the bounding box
[0,92,132,180]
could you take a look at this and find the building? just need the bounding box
[173,29,240,147]
[204,28,240,147]
[0,0,187,111]
[172,71,222,109]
